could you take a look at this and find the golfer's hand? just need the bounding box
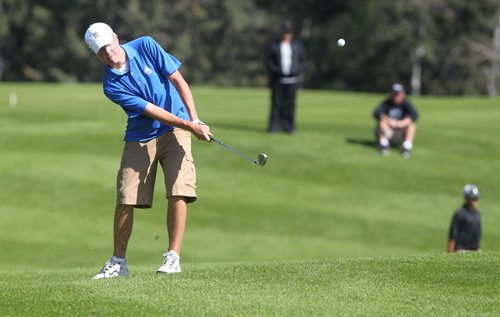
[190,122,212,141]
[393,120,409,129]
[192,118,210,131]
[389,119,399,128]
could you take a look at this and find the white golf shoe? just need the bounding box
[157,251,181,274]
[92,257,128,279]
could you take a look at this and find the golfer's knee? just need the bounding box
[406,122,416,133]
[116,204,134,214]
[377,121,389,134]
[378,118,389,129]
[168,196,187,204]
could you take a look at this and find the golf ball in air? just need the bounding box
[337,38,345,47]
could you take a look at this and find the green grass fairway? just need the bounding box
[0,84,499,315]
[1,253,499,316]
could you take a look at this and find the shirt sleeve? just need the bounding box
[448,212,459,240]
[478,215,482,239]
[104,84,149,118]
[404,100,419,122]
[265,41,282,76]
[373,102,387,120]
[142,36,181,76]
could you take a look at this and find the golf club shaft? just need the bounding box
[210,136,257,164]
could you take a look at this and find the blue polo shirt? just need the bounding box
[103,36,190,142]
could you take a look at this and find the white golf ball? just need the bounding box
[337,38,346,47]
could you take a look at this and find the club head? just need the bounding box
[257,153,268,166]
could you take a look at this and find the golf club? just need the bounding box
[210,136,268,166]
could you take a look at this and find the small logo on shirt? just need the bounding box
[143,66,153,76]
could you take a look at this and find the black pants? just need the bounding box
[268,81,299,133]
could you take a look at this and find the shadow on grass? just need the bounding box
[345,137,378,150]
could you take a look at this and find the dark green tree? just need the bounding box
[0,0,499,95]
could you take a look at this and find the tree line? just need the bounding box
[1,0,499,96]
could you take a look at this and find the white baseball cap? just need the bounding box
[84,22,114,54]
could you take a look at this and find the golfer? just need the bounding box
[84,23,211,279]
[373,83,418,158]
[448,184,482,253]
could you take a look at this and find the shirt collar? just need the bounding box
[105,44,137,78]
[462,203,477,213]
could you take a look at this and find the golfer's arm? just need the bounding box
[143,103,193,132]
[400,117,413,126]
[143,103,211,141]
[448,239,456,253]
[168,70,199,121]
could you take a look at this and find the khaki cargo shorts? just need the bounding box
[116,128,196,208]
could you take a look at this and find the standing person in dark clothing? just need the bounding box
[266,20,306,134]
[373,83,419,158]
[448,184,482,253]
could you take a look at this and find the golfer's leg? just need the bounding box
[280,84,291,131]
[167,196,187,254]
[268,82,280,131]
[113,204,134,258]
[405,122,417,142]
[278,83,287,128]
[378,117,391,139]
[287,83,299,132]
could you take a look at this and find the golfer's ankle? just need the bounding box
[111,255,126,263]
[379,138,389,147]
[403,140,413,150]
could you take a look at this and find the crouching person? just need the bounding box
[373,83,418,158]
